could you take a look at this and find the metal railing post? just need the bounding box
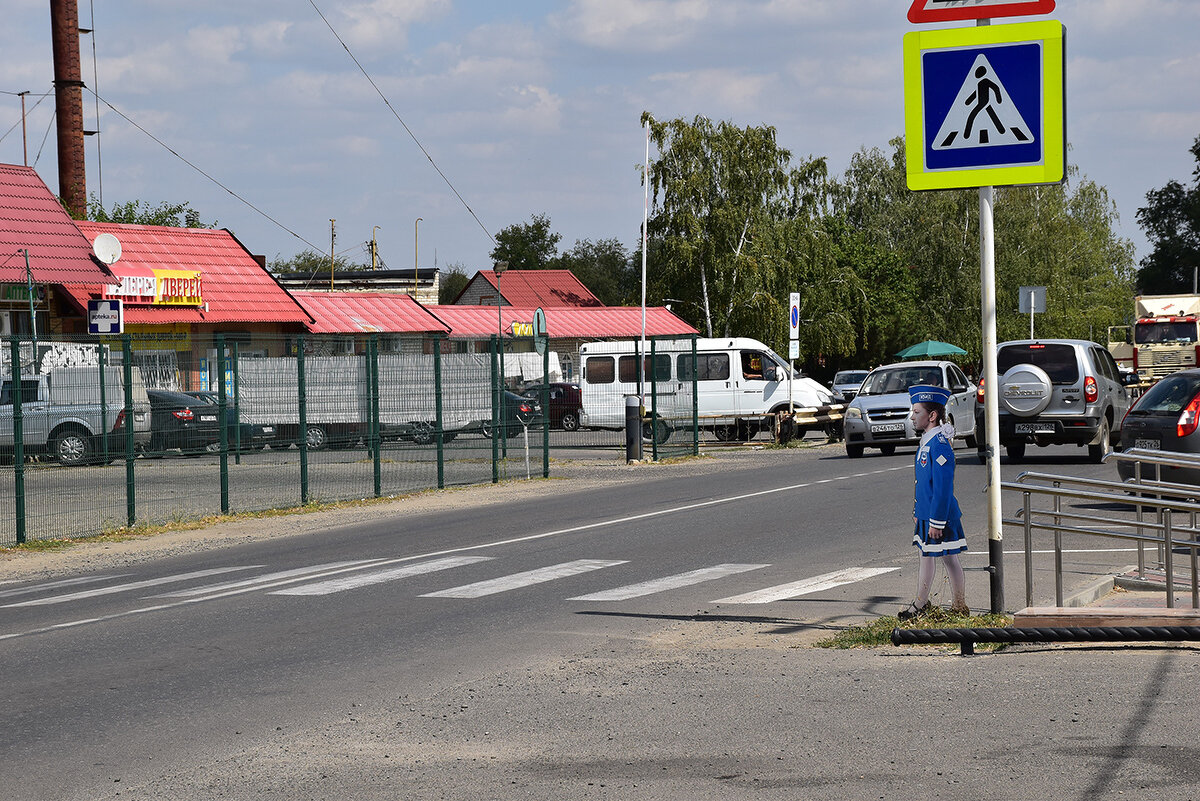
[1135,460,1145,578]
[297,335,309,504]
[9,336,26,545]
[1023,491,1033,609]
[1164,509,1175,608]
[217,334,229,514]
[1053,482,1063,607]
[123,335,136,527]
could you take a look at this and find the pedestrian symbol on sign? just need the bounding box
[933,55,1032,150]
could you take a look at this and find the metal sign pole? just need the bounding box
[981,184,1003,613]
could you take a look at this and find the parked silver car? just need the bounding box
[974,339,1137,463]
[843,360,977,458]
[831,369,870,402]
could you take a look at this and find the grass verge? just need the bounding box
[815,606,1014,651]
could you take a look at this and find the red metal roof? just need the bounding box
[59,222,312,325]
[291,291,449,334]
[429,305,698,339]
[456,270,602,307]
[0,163,115,285]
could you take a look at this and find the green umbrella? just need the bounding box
[894,339,967,359]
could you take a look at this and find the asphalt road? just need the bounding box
[2,440,1198,800]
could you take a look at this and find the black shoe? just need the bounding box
[898,601,931,622]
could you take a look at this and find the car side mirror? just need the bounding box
[1122,373,1141,386]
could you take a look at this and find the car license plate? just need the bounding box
[200,415,217,422]
[1134,438,1160,450]
[872,423,904,433]
[1014,422,1055,434]
[262,427,274,434]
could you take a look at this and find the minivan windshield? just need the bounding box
[858,366,943,396]
[997,343,1079,384]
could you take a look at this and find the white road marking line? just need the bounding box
[421,559,628,599]
[271,556,493,596]
[713,567,900,604]
[152,560,386,598]
[0,467,903,640]
[2,566,262,608]
[567,563,770,601]
[0,574,132,599]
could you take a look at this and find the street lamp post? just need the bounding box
[414,217,422,299]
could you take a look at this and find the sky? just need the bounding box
[2,0,1198,283]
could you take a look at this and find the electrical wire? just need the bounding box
[33,109,56,168]
[87,88,322,252]
[307,0,496,247]
[0,90,51,148]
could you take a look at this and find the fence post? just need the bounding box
[651,337,658,462]
[370,335,381,498]
[9,336,26,545]
[232,341,241,465]
[691,336,699,456]
[491,335,499,483]
[216,334,229,514]
[123,335,136,527]
[433,335,445,490]
[98,342,108,464]
[297,335,309,504]
[1164,509,1175,609]
[542,343,549,479]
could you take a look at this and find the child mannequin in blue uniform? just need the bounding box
[899,385,967,620]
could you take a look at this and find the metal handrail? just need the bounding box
[1001,451,1200,611]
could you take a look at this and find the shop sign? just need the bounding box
[101,323,192,352]
[0,283,46,303]
[511,321,535,337]
[104,269,203,306]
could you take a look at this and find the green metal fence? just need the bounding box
[1,332,699,546]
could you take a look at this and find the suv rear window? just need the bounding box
[1133,373,1200,415]
[997,343,1079,384]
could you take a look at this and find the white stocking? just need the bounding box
[916,555,936,605]
[942,553,967,608]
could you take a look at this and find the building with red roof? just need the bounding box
[451,269,601,308]
[0,164,116,337]
[290,290,449,353]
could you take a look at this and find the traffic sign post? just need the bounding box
[788,292,800,414]
[903,20,1064,191]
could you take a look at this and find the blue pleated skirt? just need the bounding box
[912,518,967,557]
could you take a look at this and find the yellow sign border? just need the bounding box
[903,20,1064,191]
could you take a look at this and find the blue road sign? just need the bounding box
[87,298,123,335]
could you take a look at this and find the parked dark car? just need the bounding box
[184,391,274,451]
[146,389,217,454]
[521,382,582,431]
[1117,369,1200,484]
[480,391,542,438]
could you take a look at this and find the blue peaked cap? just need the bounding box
[908,384,952,406]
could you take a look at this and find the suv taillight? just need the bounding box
[1179,392,1200,437]
[976,378,985,405]
[172,407,194,422]
[1084,375,1098,403]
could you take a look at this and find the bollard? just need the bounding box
[625,395,641,463]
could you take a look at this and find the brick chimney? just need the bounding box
[50,0,87,218]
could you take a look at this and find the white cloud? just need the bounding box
[553,0,713,51]
[337,0,451,51]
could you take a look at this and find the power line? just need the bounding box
[87,88,322,252]
[307,0,496,248]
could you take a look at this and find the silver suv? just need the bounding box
[975,339,1137,463]
[843,360,977,458]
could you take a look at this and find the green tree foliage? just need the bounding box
[1136,134,1200,293]
[87,195,213,228]
[269,248,366,275]
[490,213,561,270]
[439,263,471,304]
[553,238,636,306]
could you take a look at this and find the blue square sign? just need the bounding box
[87,298,123,335]
[904,20,1064,190]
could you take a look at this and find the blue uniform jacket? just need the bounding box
[913,428,961,530]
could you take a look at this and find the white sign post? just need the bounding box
[788,293,800,413]
[1019,285,1046,339]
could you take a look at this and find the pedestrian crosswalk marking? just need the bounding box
[420,559,628,599]
[1,566,261,608]
[932,54,1032,149]
[271,556,493,596]
[712,567,900,604]
[567,563,770,601]
[0,574,131,600]
[153,560,385,598]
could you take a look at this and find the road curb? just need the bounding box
[1061,574,1116,607]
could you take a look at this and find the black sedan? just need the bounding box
[146,389,217,455]
[184,391,274,451]
[480,391,542,438]
[1117,369,1200,484]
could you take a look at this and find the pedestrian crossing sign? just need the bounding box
[903,20,1064,191]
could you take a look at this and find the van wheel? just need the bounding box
[713,424,737,441]
[1088,419,1112,464]
[53,427,93,466]
[642,419,671,445]
[410,421,435,446]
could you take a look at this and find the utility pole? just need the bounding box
[18,91,29,166]
[329,219,336,290]
[371,226,380,270]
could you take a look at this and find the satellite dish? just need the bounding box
[93,233,122,265]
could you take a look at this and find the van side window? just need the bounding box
[741,351,765,380]
[677,353,730,382]
[584,356,614,385]
[0,379,40,406]
[618,355,640,383]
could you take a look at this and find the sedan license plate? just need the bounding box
[1014,422,1055,434]
[261,426,274,435]
[1134,438,1160,450]
[200,415,217,422]
[871,423,905,433]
